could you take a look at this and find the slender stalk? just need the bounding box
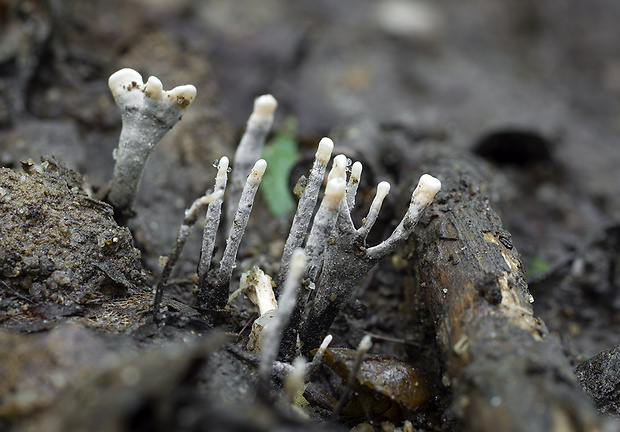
[278,137,333,287]
[367,174,441,260]
[357,181,390,240]
[228,95,277,225]
[345,161,363,211]
[198,156,229,286]
[153,191,222,322]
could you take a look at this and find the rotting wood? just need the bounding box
[404,151,602,432]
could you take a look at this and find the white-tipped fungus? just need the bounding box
[367,173,441,260]
[304,177,346,281]
[332,335,373,418]
[116,82,444,372]
[299,168,440,353]
[100,69,446,380]
[107,68,197,215]
[412,173,443,208]
[359,180,390,237]
[315,137,335,164]
[153,189,222,321]
[198,156,229,282]
[327,154,348,182]
[278,137,334,287]
[346,161,363,210]
[322,178,347,211]
[310,334,333,371]
[247,158,267,187]
[228,95,278,224]
[249,94,278,126]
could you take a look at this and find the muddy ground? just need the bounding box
[1,0,620,431]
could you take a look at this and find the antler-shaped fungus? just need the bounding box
[107,68,197,217]
[299,172,441,354]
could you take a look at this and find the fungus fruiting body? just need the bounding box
[297,172,440,354]
[227,94,277,225]
[107,68,197,217]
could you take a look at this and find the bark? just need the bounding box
[404,151,602,432]
[575,344,620,417]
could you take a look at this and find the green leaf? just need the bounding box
[260,116,299,218]
[525,256,549,277]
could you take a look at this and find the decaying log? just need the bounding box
[575,344,620,417]
[404,151,602,431]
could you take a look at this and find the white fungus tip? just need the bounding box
[248,159,267,186]
[167,84,197,109]
[320,334,333,350]
[351,161,363,180]
[412,174,441,208]
[334,154,347,167]
[144,76,163,99]
[218,156,230,173]
[328,154,348,182]
[358,334,373,352]
[289,249,307,277]
[253,94,278,116]
[324,178,346,210]
[376,181,391,199]
[108,68,143,98]
[316,137,334,163]
[311,334,333,367]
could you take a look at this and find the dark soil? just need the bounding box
[1,1,620,431]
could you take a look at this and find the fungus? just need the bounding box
[227,94,277,225]
[97,69,445,416]
[106,68,197,217]
[197,156,229,288]
[299,172,441,354]
[153,189,222,322]
[278,137,334,287]
[308,334,333,378]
